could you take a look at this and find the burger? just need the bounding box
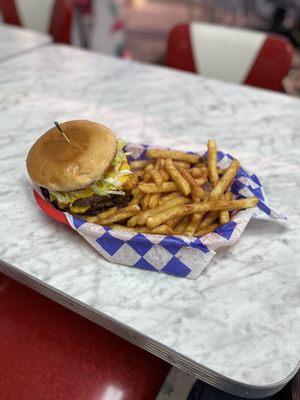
[26,120,132,215]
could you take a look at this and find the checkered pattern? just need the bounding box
[39,144,286,280]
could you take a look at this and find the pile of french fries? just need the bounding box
[85,141,258,237]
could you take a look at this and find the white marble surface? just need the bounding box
[0,44,300,396]
[0,23,50,61]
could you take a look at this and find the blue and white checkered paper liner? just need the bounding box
[45,143,284,280]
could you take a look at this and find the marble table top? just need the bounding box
[0,23,51,61]
[0,44,299,398]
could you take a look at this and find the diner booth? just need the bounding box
[0,1,299,399]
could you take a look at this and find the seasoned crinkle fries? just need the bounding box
[83,141,258,236]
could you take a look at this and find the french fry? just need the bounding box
[207,140,219,188]
[190,167,203,178]
[194,177,208,186]
[195,223,219,237]
[148,193,160,209]
[185,192,210,235]
[166,216,183,228]
[195,162,207,169]
[165,158,191,196]
[110,224,150,233]
[80,207,117,223]
[150,225,174,235]
[210,159,240,199]
[123,171,143,192]
[137,196,190,226]
[146,205,205,229]
[143,164,153,181]
[150,169,163,186]
[173,161,190,169]
[157,159,170,181]
[97,206,118,220]
[217,167,228,175]
[139,182,178,193]
[198,211,219,228]
[159,159,190,169]
[141,193,150,210]
[127,214,139,228]
[134,226,150,233]
[160,169,169,181]
[191,194,199,204]
[159,191,183,203]
[160,168,170,182]
[220,210,230,225]
[146,198,258,229]
[195,163,208,178]
[143,173,152,183]
[195,197,258,214]
[177,167,206,200]
[173,216,190,235]
[99,205,140,225]
[145,163,154,172]
[130,189,144,206]
[154,158,160,170]
[219,192,232,225]
[146,148,200,164]
[80,215,99,223]
[206,141,220,228]
[201,170,208,179]
[185,212,205,236]
[130,160,152,170]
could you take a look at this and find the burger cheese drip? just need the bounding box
[49,139,131,213]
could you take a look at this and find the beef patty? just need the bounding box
[41,187,132,215]
[72,193,132,214]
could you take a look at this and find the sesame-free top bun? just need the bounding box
[27,120,117,192]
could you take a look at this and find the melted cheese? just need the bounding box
[70,204,91,214]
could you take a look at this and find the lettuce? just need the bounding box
[91,179,125,196]
[112,138,128,168]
